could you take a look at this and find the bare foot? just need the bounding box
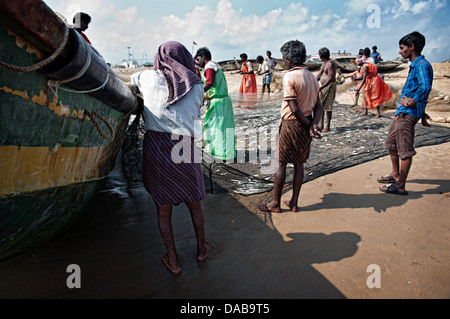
[422,114,431,127]
[197,241,212,262]
[283,200,299,212]
[161,255,182,275]
[259,203,281,213]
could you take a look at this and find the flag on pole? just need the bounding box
[193,41,197,45]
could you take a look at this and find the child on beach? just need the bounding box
[238,53,257,106]
[257,55,273,97]
[73,12,92,44]
[336,68,346,84]
[355,47,393,118]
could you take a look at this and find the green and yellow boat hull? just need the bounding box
[0,0,138,260]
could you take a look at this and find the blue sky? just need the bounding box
[44,0,449,65]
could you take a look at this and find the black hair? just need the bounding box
[195,47,212,60]
[73,12,91,24]
[257,55,264,62]
[399,31,426,54]
[372,46,377,50]
[318,47,330,59]
[240,53,248,60]
[280,40,306,66]
[363,47,371,57]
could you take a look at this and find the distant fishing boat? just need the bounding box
[0,0,139,260]
[332,56,403,73]
[217,58,322,72]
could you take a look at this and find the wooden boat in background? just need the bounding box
[376,60,404,72]
[333,56,403,73]
[217,58,322,72]
[333,56,358,72]
[0,0,139,260]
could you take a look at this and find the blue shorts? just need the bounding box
[263,73,273,84]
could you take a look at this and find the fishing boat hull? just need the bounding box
[0,0,138,260]
[333,56,403,73]
[217,59,322,72]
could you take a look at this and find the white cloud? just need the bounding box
[214,0,281,39]
[344,0,378,14]
[392,0,440,17]
[44,0,449,63]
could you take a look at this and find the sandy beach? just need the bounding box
[0,62,449,300]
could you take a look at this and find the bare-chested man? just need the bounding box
[316,47,337,133]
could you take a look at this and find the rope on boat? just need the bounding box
[46,24,111,98]
[84,110,115,142]
[0,13,69,73]
[47,68,110,96]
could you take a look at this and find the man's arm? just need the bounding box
[316,64,324,81]
[400,63,433,109]
[204,68,215,92]
[355,65,368,93]
[288,100,310,127]
[319,62,336,90]
[310,95,323,138]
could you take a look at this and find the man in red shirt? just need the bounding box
[73,12,92,44]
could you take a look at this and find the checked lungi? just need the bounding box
[276,119,312,165]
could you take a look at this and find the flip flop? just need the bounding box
[379,184,408,195]
[377,175,396,184]
[259,203,281,213]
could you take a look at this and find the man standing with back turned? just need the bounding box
[259,40,323,213]
[378,31,433,195]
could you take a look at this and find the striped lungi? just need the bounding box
[276,119,312,164]
[143,130,206,206]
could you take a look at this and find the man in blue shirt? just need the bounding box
[378,31,433,195]
[370,46,381,64]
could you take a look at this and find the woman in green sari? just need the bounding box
[195,47,236,161]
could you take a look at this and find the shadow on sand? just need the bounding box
[0,158,360,299]
[300,179,449,214]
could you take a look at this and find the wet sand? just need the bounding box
[1,64,449,300]
[0,142,449,299]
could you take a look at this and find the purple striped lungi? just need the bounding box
[143,130,206,206]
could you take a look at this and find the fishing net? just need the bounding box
[121,96,145,183]
[120,93,450,196]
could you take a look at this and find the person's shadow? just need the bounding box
[300,179,449,213]
[0,156,362,299]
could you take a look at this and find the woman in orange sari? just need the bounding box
[356,48,393,118]
[238,53,257,106]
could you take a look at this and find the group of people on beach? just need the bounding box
[75,13,433,275]
[132,33,432,274]
[235,51,277,105]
